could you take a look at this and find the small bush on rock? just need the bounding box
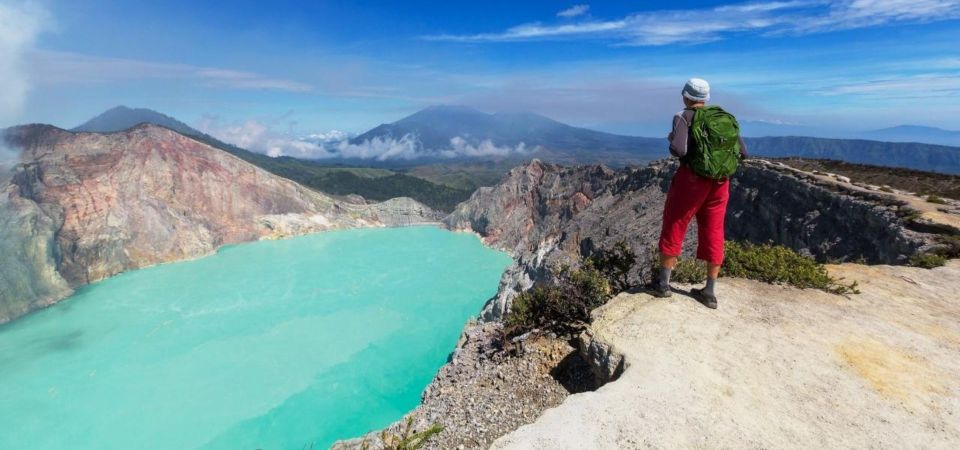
[586,240,636,293]
[909,235,960,269]
[938,235,960,258]
[926,195,947,204]
[723,241,859,294]
[506,262,611,336]
[360,417,443,450]
[899,208,923,223]
[910,252,948,269]
[652,241,859,295]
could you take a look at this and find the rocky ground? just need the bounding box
[492,261,960,449]
[772,157,960,200]
[332,322,596,450]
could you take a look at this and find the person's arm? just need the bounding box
[738,135,748,160]
[669,113,689,158]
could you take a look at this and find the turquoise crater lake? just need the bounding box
[0,226,511,449]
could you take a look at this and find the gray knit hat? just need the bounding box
[682,78,710,102]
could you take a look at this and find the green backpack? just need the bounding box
[688,105,742,180]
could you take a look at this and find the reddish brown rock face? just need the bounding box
[1,124,439,323]
[11,125,328,285]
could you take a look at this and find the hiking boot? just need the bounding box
[691,288,717,309]
[644,279,673,298]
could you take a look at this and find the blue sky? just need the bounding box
[3,0,960,143]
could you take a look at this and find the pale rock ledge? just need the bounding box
[492,261,960,449]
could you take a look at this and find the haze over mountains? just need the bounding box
[350,105,664,165]
[51,105,960,175]
[739,121,960,147]
[869,125,960,147]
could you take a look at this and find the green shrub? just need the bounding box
[908,235,960,269]
[586,240,636,293]
[652,241,859,295]
[671,258,708,283]
[646,248,707,284]
[505,285,559,331]
[926,195,947,204]
[723,242,858,294]
[899,208,923,222]
[936,235,960,258]
[909,252,948,269]
[361,417,443,450]
[506,262,611,336]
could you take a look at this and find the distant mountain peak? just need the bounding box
[874,124,957,132]
[868,124,960,146]
[347,105,663,164]
[73,106,201,136]
[422,104,480,112]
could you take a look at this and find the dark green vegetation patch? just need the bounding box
[665,242,860,295]
[909,235,960,269]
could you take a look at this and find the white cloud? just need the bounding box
[557,4,590,18]
[816,73,960,98]
[798,0,960,32]
[301,130,353,144]
[197,118,330,158]
[440,137,533,158]
[426,0,960,45]
[198,116,429,160]
[0,1,48,122]
[335,135,533,160]
[28,51,313,92]
[194,69,312,92]
[424,21,625,42]
[333,134,423,160]
[198,117,533,161]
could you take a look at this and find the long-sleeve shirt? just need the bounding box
[668,109,747,160]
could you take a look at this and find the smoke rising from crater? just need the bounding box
[0,1,47,177]
[0,1,47,123]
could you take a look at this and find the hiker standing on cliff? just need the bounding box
[646,78,747,309]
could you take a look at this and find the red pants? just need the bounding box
[658,165,730,265]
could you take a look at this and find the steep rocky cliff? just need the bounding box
[445,159,942,319]
[0,124,441,323]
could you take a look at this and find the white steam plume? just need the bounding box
[1,1,48,178]
[0,1,47,123]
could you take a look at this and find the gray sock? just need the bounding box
[703,277,717,296]
[658,267,672,286]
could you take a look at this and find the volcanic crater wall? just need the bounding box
[446,159,933,319]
